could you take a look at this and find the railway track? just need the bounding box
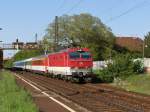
[82,84,150,110]
[13,71,150,112]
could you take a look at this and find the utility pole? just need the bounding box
[35,33,38,43]
[16,38,19,51]
[54,16,59,51]
[143,40,148,59]
[0,28,3,69]
[143,41,145,59]
[63,18,69,48]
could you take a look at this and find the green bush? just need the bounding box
[133,59,144,74]
[4,59,13,68]
[95,69,114,83]
[110,54,134,79]
[96,54,139,82]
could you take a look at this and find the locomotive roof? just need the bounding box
[48,48,90,54]
[61,48,89,52]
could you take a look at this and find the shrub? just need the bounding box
[95,69,114,83]
[96,54,136,82]
[133,59,144,74]
[110,54,134,79]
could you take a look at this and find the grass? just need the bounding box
[113,74,150,95]
[0,70,38,112]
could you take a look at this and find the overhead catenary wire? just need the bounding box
[55,0,66,14]
[102,0,123,15]
[53,0,83,21]
[106,0,148,23]
[65,0,83,14]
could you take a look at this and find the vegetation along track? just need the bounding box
[13,71,150,112]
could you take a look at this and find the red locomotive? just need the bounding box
[13,48,93,82]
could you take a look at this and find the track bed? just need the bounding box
[13,71,150,112]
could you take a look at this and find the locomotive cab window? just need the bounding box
[69,52,80,59]
[81,52,91,59]
[77,50,91,59]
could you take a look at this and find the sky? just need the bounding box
[0,0,150,57]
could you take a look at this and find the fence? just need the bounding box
[93,58,150,73]
[93,60,110,70]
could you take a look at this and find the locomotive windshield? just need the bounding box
[81,52,91,59]
[69,52,80,59]
[69,51,91,59]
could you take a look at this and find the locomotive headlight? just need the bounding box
[75,67,78,69]
[79,62,83,66]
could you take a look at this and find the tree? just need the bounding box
[13,50,44,61]
[44,13,115,60]
[39,36,53,54]
[144,32,150,57]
